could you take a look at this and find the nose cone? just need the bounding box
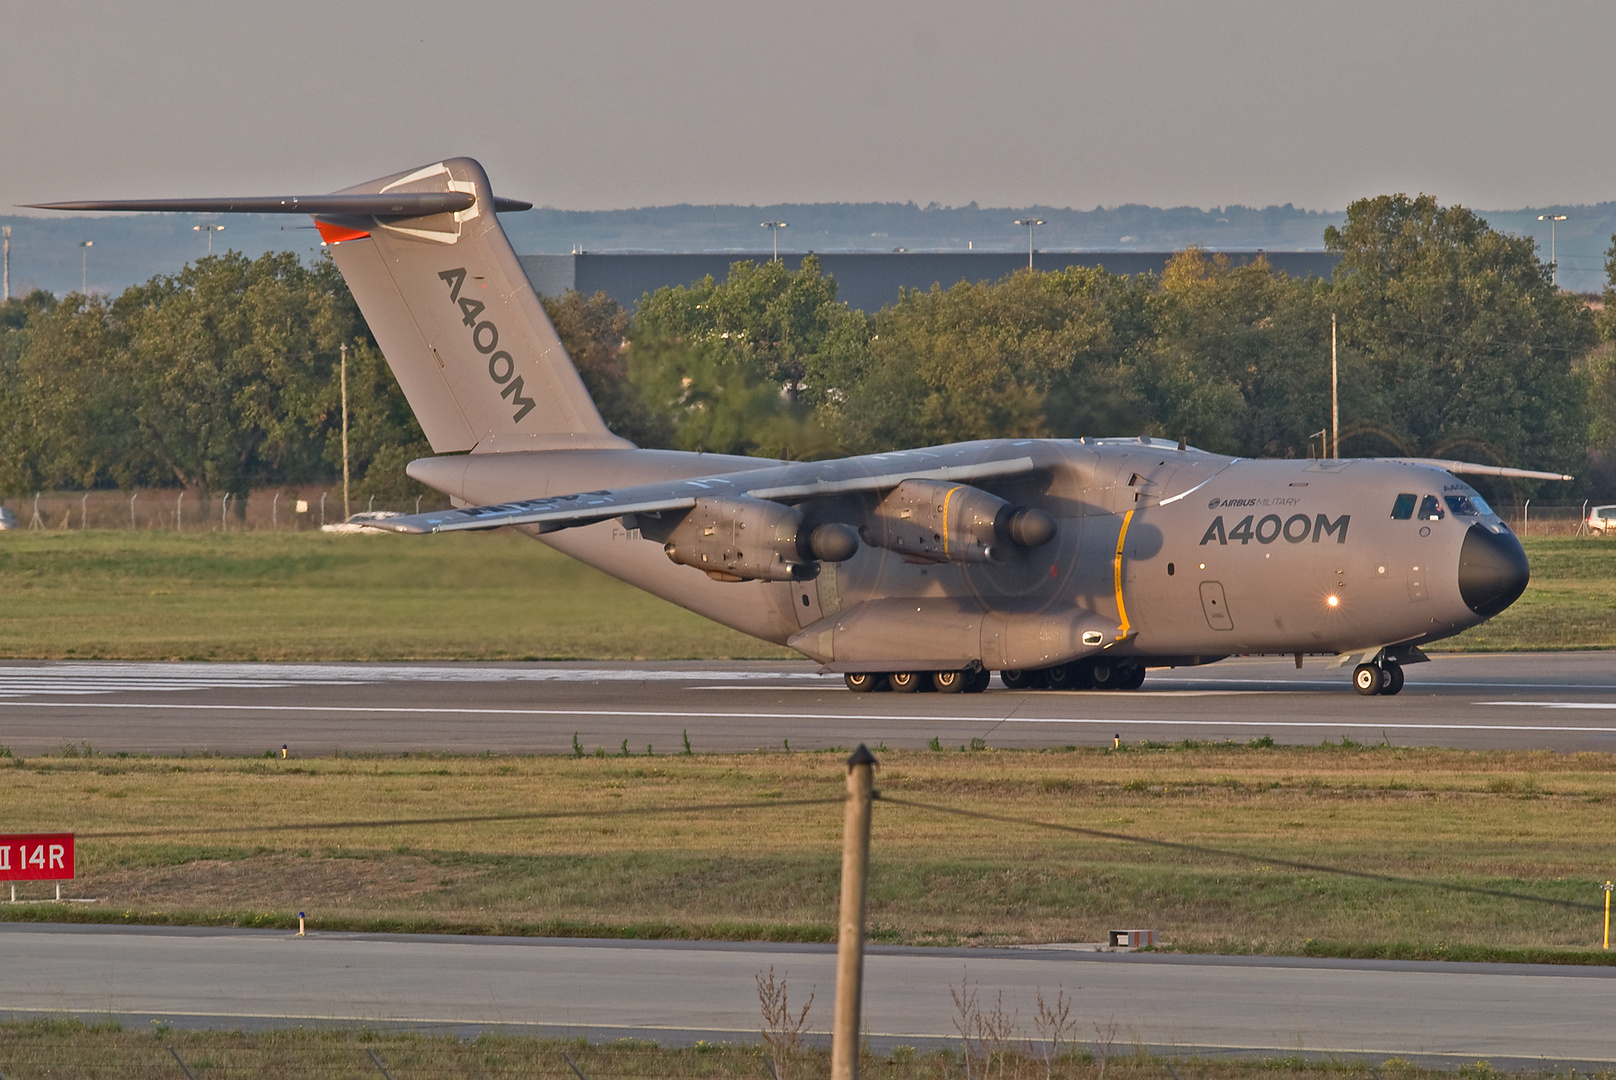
[1458,524,1529,618]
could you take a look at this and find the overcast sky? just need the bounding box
[2,0,1610,214]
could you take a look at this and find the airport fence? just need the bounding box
[0,488,453,532]
[1,490,1610,537]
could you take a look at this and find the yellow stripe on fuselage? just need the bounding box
[1114,508,1134,636]
[941,485,960,560]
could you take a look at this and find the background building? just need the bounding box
[519,250,1342,312]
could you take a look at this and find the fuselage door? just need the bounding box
[794,578,824,627]
[1199,581,1234,631]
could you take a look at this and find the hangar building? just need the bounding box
[519,250,1341,313]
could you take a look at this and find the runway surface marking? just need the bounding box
[1479,701,1616,710]
[3,698,1615,734]
[0,664,824,698]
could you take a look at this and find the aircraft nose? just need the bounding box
[1458,523,1529,617]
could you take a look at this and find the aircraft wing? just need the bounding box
[1393,458,1573,482]
[367,455,1040,534]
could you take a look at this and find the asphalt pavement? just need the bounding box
[1,924,1612,1067]
[0,652,1614,755]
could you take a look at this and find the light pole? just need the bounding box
[193,223,225,256]
[760,221,787,261]
[1538,214,1567,288]
[78,239,92,294]
[1014,218,1044,269]
[2,225,10,301]
[1331,313,1339,459]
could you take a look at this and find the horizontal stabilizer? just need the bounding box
[374,453,1042,534]
[1395,458,1573,482]
[23,194,532,215]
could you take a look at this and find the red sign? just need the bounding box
[0,834,74,881]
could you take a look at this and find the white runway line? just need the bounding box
[1478,700,1616,710]
[2,698,1615,735]
[0,664,825,698]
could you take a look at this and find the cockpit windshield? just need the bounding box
[1444,494,1492,517]
[1390,493,1416,520]
[1417,495,1445,521]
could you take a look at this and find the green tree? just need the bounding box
[543,289,671,447]
[629,256,866,457]
[1324,194,1593,472]
[321,338,434,508]
[830,266,1150,453]
[108,251,358,498]
[1579,234,1616,495]
[1131,250,1331,456]
[0,290,61,495]
[5,252,367,502]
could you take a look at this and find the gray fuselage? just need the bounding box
[409,436,1524,672]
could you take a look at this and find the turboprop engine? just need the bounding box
[863,479,1056,563]
[639,497,860,582]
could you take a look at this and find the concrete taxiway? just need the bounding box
[0,652,1614,755]
[1,924,1611,1067]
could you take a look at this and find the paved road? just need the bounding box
[1,924,1610,1067]
[0,653,1614,755]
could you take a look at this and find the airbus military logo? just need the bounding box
[438,267,537,423]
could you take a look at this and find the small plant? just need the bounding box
[950,970,981,1080]
[756,967,814,1080]
[645,744,654,756]
[571,732,584,758]
[928,737,942,752]
[618,739,630,758]
[1032,986,1075,1080]
[0,744,14,758]
[1247,734,1275,748]
[969,737,988,752]
[681,729,692,755]
[592,745,606,758]
[1092,1017,1118,1080]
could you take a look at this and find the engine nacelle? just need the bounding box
[642,497,816,582]
[863,479,1055,564]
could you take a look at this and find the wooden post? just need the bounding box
[341,342,351,523]
[832,744,877,1080]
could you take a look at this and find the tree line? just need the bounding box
[2,193,1613,512]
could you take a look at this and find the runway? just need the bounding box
[1,924,1610,1067]
[0,652,1614,755]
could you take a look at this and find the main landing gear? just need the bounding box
[1352,661,1405,697]
[843,667,993,694]
[1002,657,1146,692]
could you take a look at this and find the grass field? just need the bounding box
[1443,538,1616,650]
[0,532,1611,659]
[0,531,789,660]
[0,1018,1559,1080]
[4,744,1614,962]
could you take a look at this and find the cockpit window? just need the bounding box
[1445,494,1488,517]
[1418,495,1445,521]
[1390,493,1416,520]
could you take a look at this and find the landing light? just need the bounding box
[1326,595,1340,608]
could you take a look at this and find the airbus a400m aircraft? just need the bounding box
[38,158,1565,697]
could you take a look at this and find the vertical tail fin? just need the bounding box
[320,158,629,453]
[29,158,627,454]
